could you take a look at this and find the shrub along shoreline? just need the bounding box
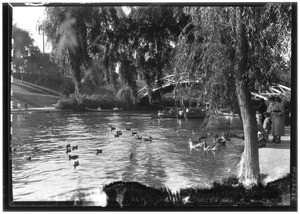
[55,94,119,111]
[55,93,200,112]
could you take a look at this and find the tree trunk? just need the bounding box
[234,7,260,188]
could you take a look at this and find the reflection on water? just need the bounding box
[11,112,244,202]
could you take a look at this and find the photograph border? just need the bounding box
[2,2,298,211]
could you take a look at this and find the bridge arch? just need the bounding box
[137,72,201,103]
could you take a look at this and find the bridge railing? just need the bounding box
[137,72,197,99]
[251,84,291,101]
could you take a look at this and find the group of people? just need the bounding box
[157,107,189,118]
[256,96,286,144]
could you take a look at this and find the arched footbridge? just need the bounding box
[137,71,291,103]
[137,72,201,103]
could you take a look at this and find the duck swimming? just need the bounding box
[143,136,153,142]
[66,144,71,149]
[66,148,71,154]
[73,161,79,169]
[11,146,17,152]
[72,145,78,151]
[110,125,116,131]
[69,155,79,160]
[23,154,32,161]
[96,149,102,155]
[115,133,120,138]
[132,131,137,135]
[135,135,142,140]
[188,138,205,149]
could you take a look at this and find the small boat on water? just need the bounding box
[85,107,123,112]
[217,108,239,116]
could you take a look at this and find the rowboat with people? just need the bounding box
[151,107,206,119]
[85,107,123,112]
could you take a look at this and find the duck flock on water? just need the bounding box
[188,131,245,153]
[188,134,228,152]
[13,124,245,170]
[13,124,156,169]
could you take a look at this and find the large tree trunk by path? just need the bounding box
[234,7,260,188]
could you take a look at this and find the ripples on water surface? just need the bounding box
[11,112,244,203]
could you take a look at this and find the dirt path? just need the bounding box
[259,126,291,185]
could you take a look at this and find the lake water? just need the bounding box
[11,111,244,204]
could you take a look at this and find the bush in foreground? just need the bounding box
[99,175,291,207]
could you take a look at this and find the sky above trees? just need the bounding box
[13,6,51,52]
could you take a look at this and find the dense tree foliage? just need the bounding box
[41,6,189,103]
[130,6,189,102]
[12,25,58,81]
[12,24,37,72]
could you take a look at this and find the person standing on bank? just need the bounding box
[263,96,275,133]
[17,102,21,110]
[271,96,285,143]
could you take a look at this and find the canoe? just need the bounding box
[186,111,206,118]
[217,109,239,116]
[151,112,183,119]
[85,107,123,112]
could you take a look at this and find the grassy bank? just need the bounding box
[11,83,61,108]
[12,92,61,108]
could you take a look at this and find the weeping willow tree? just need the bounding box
[41,7,129,102]
[174,4,292,187]
[116,59,138,110]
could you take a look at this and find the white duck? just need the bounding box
[188,138,205,149]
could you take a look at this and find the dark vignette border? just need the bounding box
[2,2,297,212]
[3,2,13,211]
[290,2,297,208]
